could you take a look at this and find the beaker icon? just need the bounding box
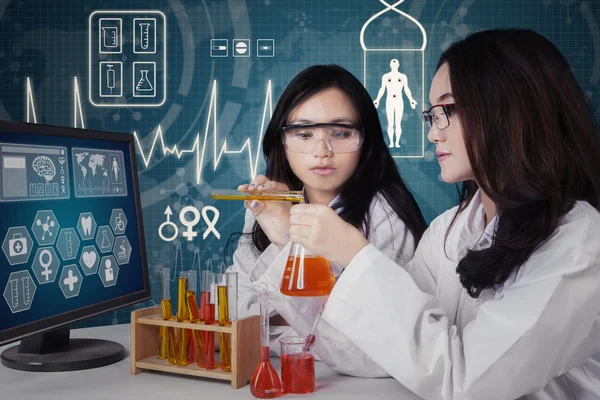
[361,0,427,156]
[102,27,118,48]
[280,243,335,297]
[136,70,154,92]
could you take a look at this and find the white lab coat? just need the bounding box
[226,192,416,370]
[323,190,600,400]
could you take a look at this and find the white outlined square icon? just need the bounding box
[99,18,122,54]
[132,61,156,97]
[233,39,250,57]
[133,18,156,54]
[257,39,274,57]
[210,39,228,57]
[99,61,122,97]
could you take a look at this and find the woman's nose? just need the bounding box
[312,138,333,157]
[427,125,445,144]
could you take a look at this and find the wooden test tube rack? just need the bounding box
[130,306,260,388]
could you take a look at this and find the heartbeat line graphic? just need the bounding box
[25,77,273,183]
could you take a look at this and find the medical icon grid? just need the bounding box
[2,209,131,312]
[89,11,166,107]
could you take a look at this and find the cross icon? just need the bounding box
[63,270,78,292]
[14,242,22,253]
[41,265,52,281]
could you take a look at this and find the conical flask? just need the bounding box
[280,243,335,297]
[250,284,282,398]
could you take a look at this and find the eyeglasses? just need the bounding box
[421,103,456,130]
[281,123,364,154]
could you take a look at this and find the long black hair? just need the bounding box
[247,64,427,254]
[440,29,600,298]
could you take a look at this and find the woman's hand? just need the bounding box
[239,175,292,250]
[289,204,369,268]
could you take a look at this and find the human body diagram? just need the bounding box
[373,59,417,148]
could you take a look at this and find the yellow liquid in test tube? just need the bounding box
[218,285,232,372]
[176,276,190,366]
[159,299,177,364]
[210,189,304,202]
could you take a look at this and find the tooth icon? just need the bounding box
[81,216,92,236]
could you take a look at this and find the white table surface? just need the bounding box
[0,324,423,399]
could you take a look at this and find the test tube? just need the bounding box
[219,271,238,372]
[158,268,176,364]
[186,270,201,364]
[197,269,209,368]
[176,271,190,366]
[203,269,216,370]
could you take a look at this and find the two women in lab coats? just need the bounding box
[226,64,427,354]
[288,29,600,399]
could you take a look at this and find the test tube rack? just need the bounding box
[130,306,260,388]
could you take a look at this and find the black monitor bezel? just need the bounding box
[0,120,151,346]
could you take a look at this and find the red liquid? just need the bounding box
[280,256,335,297]
[250,346,282,398]
[281,353,315,394]
[204,302,216,369]
[200,292,208,321]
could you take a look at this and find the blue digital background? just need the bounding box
[0,0,598,328]
[0,129,145,332]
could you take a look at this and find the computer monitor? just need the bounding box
[0,120,150,371]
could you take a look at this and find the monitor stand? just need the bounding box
[0,325,125,372]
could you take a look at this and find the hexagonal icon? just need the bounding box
[76,212,97,241]
[59,264,83,299]
[31,210,60,246]
[2,226,34,266]
[56,228,81,261]
[3,270,37,313]
[113,235,132,265]
[96,225,115,254]
[98,255,119,287]
[79,245,100,276]
[109,209,127,235]
[31,247,60,284]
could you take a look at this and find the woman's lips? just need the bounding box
[311,167,335,175]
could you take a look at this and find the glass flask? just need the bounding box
[280,243,335,297]
[135,69,153,92]
[250,283,282,398]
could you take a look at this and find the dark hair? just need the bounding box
[245,64,427,254]
[439,29,600,298]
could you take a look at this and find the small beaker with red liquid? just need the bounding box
[279,336,315,394]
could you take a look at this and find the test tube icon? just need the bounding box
[139,23,150,50]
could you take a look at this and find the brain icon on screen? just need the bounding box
[32,156,56,182]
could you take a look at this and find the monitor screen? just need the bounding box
[0,121,150,345]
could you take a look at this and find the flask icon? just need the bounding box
[361,0,427,157]
[133,62,156,97]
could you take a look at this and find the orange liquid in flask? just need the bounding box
[280,255,335,297]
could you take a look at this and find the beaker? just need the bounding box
[280,243,335,297]
[135,70,153,92]
[102,27,118,48]
[279,336,315,394]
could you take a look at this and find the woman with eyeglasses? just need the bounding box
[286,29,600,399]
[225,64,427,372]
